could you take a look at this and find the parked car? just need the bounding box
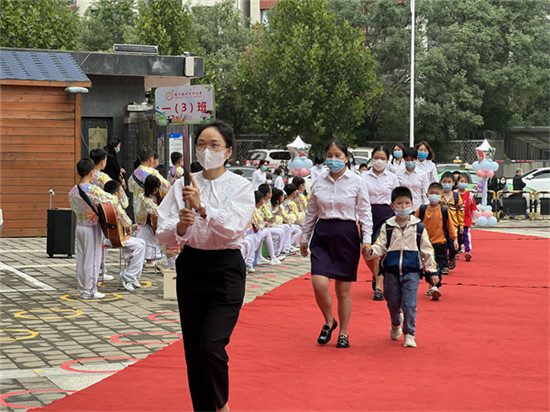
[506,167,550,193]
[245,149,291,170]
[227,166,256,182]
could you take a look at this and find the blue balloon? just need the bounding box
[476,216,488,227]
[481,159,492,171]
[487,216,498,226]
[472,161,480,171]
[491,161,499,171]
[303,158,313,169]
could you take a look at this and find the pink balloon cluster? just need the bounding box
[292,168,310,177]
[476,169,494,178]
[474,209,493,219]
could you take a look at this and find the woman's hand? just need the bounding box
[177,208,195,235]
[182,173,202,211]
[361,243,372,258]
[300,243,309,257]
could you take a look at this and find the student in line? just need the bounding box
[414,141,439,183]
[440,172,464,270]
[135,175,161,266]
[396,147,429,211]
[301,140,372,349]
[388,143,406,175]
[456,173,477,261]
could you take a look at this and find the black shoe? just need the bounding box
[317,319,338,345]
[336,334,350,348]
[373,288,384,301]
[449,258,456,270]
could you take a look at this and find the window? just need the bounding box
[250,152,266,160]
[269,151,291,160]
[532,171,550,180]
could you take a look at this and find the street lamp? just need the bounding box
[409,0,415,147]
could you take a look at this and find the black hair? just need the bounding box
[324,140,349,156]
[194,120,235,149]
[371,145,390,160]
[138,146,155,163]
[254,190,264,204]
[359,163,368,170]
[258,183,271,197]
[403,147,418,160]
[190,161,203,173]
[274,167,282,176]
[271,188,284,207]
[171,152,183,165]
[414,141,435,161]
[233,169,244,176]
[284,183,297,197]
[458,173,470,183]
[391,186,413,203]
[77,158,95,177]
[292,177,305,188]
[105,138,121,156]
[314,155,324,165]
[104,180,122,195]
[440,171,454,181]
[144,174,161,197]
[89,148,107,165]
[153,152,159,160]
[258,159,267,169]
[428,182,443,191]
[391,143,406,163]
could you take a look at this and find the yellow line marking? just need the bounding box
[14,309,84,320]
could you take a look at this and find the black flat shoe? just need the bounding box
[336,334,350,348]
[317,319,338,345]
[373,288,384,301]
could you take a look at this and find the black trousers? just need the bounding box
[424,243,446,287]
[176,246,246,412]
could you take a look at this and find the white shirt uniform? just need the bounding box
[156,171,255,251]
[274,175,285,190]
[302,168,373,244]
[251,169,267,191]
[362,168,400,205]
[396,167,429,211]
[309,166,326,183]
[388,158,405,175]
[416,159,439,183]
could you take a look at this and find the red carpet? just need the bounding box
[36,230,549,411]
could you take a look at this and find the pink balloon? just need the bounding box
[486,170,494,178]
[474,210,482,218]
[299,168,309,177]
[483,210,493,218]
[291,168,300,176]
[476,169,486,178]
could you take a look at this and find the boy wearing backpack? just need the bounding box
[439,172,464,269]
[367,187,438,348]
[415,182,458,300]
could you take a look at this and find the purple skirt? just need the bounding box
[310,219,361,282]
[371,204,394,243]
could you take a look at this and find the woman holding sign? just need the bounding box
[156,120,255,412]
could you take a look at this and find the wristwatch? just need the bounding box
[197,202,206,217]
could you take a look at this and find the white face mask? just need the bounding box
[195,148,228,170]
[372,159,387,171]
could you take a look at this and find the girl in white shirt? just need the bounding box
[156,120,255,412]
[414,141,439,183]
[362,146,399,301]
[251,159,268,190]
[309,155,326,182]
[273,167,285,190]
[388,143,406,175]
[396,147,430,211]
[301,140,373,349]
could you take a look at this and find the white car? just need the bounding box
[506,167,550,193]
[245,149,291,170]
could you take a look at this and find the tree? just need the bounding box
[239,0,381,150]
[79,0,136,52]
[329,0,412,143]
[0,0,79,50]
[416,0,550,144]
[135,0,195,55]
[191,0,252,136]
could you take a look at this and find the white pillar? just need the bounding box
[409,0,416,147]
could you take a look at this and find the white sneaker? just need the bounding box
[257,256,270,265]
[426,285,433,296]
[101,274,114,281]
[132,280,141,288]
[403,333,417,348]
[123,282,135,292]
[246,265,256,273]
[270,258,282,265]
[277,254,286,261]
[92,292,105,299]
[431,286,441,300]
[390,325,402,340]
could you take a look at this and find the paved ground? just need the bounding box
[0,219,548,411]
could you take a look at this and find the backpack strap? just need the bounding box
[418,204,428,222]
[385,224,393,249]
[131,172,145,188]
[416,222,425,251]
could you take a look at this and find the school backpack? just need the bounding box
[418,204,451,241]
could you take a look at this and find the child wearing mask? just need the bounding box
[456,174,477,261]
[439,172,464,270]
[396,147,429,211]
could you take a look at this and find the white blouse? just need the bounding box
[274,175,285,190]
[396,167,429,211]
[251,169,266,190]
[362,168,400,205]
[309,166,326,183]
[416,159,438,183]
[302,168,373,244]
[388,158,405,175]
[156,170,255,251]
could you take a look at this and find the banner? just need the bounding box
[155,85,215,126]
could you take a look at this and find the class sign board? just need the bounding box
[155,84,215,126]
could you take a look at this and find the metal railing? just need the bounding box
[495,190,535,220]
[532,191,550,220]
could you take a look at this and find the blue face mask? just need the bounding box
[458,182,468,189]
[325,159,345,173]
[393,151,402,159]
[261,165,268,171]
[316,164,323,169]
[405,161,416,170]
[428,194,441,204]
[442,183,453,191]
[394,207,412,218]
[418,151,428,160]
